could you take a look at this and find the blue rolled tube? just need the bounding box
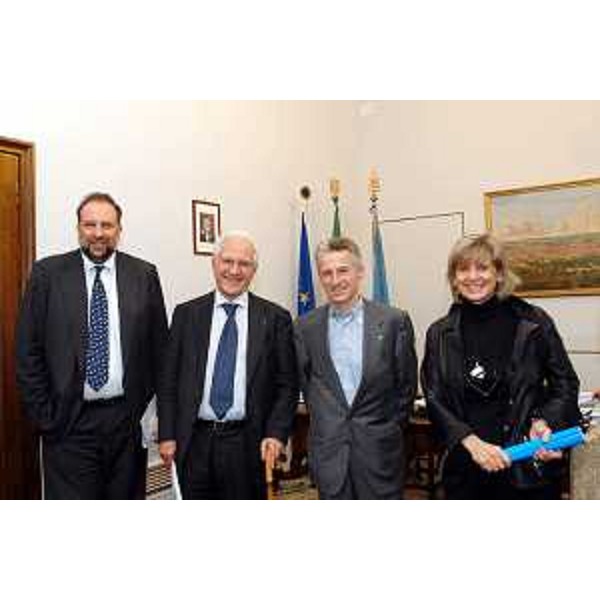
[546,427,584,444]
[503,427,585,463]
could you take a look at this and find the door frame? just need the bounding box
[1,135,37,498]
[0,136,35,285]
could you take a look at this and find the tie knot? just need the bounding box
[222,303,238,318]
[94,265,104,278]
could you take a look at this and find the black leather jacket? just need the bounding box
[421,296,581,453]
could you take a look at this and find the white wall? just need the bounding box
[2,100,599,388]
[348,100,600,389]
[0,100,358,315]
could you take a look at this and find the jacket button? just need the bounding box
[503,424,510,432]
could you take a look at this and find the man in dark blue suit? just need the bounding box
[16,192,168,499]
[158,232,298,499]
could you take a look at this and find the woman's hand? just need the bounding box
[462,434,511,472]
[529,419,563,462]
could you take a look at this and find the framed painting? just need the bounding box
[192,199,221,256]
[485,178,600,297]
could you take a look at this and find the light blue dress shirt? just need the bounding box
[328,299,364,405]
[198,291,249,421]
[82,252,125,400]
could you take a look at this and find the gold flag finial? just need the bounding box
[368,168,381,201]
[330,178,341,199]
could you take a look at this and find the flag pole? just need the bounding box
[297,186,316,317]
[330,178,341,238]
[368,168,381,213]
[369,169,391,305]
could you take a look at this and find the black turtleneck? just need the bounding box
[460,296,518,444]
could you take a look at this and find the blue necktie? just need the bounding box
[209,303,239,420]
[85,265,109,391]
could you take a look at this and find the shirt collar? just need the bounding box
[214,290,249,310]
[81,250,116,274]
[330,297,363,321]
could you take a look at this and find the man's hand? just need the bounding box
[462,434,511,472]
[261,438,285,473]
[159,440,177,467]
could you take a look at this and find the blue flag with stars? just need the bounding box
[297,212,316,317]
[372,210,390,305]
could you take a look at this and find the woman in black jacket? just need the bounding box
[421,234,581,499]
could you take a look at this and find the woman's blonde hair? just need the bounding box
[447,233,521,301]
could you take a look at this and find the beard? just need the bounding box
[80,243,116,263]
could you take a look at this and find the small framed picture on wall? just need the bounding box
[192,199,221,255]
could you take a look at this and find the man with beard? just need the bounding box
[16,192,168,499]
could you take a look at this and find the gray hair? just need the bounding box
[214,230,259,265]
[447,233,521,301]
[315,236,363,267]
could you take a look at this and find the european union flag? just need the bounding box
[298,212,316,316]
[372,211,390,305]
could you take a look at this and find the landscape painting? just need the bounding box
[485,178,600,297]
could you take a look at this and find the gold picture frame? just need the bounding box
[485,177,600,297]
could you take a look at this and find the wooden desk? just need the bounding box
[404,417,443,498]
[286,403,310,479]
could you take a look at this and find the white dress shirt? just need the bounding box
[198,290,249,421]
[82,252,125,400]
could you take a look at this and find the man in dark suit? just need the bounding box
[295,237,417,499]
[158,231,298,499]
[16,192,168,499]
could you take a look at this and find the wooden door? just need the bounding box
[0,137,38,499]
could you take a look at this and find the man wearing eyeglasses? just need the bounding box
[158,231,298,499]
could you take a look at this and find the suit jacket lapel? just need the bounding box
[314,306,348,409]
[194,293,214,409]
[441,318,464,401]
[353,300,382,405]
[62,251,87,373]
[116,252,135,374]
[246,293,266,389]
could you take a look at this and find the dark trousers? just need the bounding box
[182,420,263,500]
[443,448,562,500]
[444,469,562,500]
[320,473,358,500]
[42,398,147,500]
[320,463,404,500]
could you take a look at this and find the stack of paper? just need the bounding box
[579,391,600,424]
